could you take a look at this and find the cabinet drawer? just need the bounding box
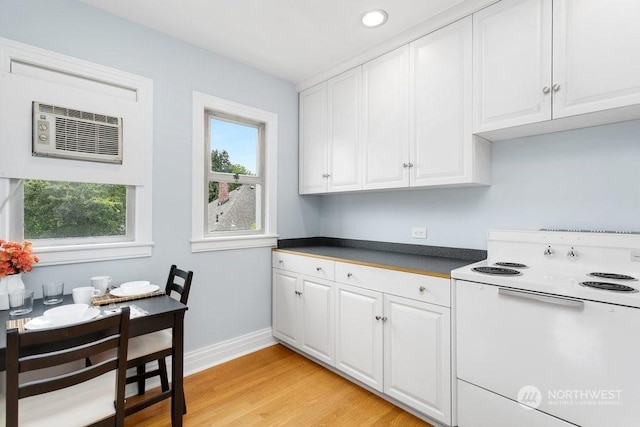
[272,251,335,281]
[335,262,450,307]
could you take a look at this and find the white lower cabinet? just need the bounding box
[335,283,384,391]
[384,295,451,422]
[273,250,453,426]
[272,268,334,366]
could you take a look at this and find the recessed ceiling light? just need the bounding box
[361,9,388,28]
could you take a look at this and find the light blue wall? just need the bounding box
[319,119,640,249]
[0,0,321,352]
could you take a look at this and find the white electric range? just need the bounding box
[452,229,640,427]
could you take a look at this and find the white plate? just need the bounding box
[119,280,151,293]
[43,303,88,317]
[110,284,159,297]
[24,307,101,330]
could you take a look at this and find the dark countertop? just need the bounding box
[276,238,486,278]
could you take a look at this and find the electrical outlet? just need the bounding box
[411,227,427,239]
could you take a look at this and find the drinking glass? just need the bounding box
[42,281,65,305]
[9,289,34,316]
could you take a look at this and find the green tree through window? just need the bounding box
[208,149,253,202]
[24,180,127,239]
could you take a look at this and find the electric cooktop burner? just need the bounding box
[588,272,637,281]
[579,281,639,293]
[494,262,528,268]
[472,266,522,276]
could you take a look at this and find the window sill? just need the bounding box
[191,234,278,252]
[33,241,154,267]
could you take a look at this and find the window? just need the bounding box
[192,93,277,252]
[22,180,132,242]
[207,115,262,235]
[0,39,153,266]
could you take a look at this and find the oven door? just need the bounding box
[456,280,640,427]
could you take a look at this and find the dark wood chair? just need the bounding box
[3,307,130,427]
[120,265,193,415]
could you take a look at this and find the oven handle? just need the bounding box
[498,287,585,309]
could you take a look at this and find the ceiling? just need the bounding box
[80,0,472,85]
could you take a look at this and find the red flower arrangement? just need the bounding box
[0,239,39,277]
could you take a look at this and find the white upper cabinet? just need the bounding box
[299,68,362,194]
[362,46,410,190]
[552,0,640,118]
[299,84,327,194]
[474,0,640,136]
[473,0,553,133]
[327,68,362,192]
[410,16,490,187]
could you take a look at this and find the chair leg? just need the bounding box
[136,364,146,395]
[158,358,170,392]
[158,357,186,414]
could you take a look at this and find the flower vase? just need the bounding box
[0,273,26,310]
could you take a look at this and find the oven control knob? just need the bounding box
[567,247,578,261]
[544,246,555,258]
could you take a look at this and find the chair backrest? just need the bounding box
[165,264,193,305]
[5,307,130,427]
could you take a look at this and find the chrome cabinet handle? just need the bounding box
[316,267,322,271]
[544,246,554,258]
[347,273,352,278]
[419,286,426,292]
[408,162,414,168]
[294,290,303,296]
[552,83,560,92]
[498,288,584,309]
[381,316,388,322]
[542,86,551,94]
[375,315,382,320]
[403,162,409,168]
[567,247,578,261]
[278,259,284,264]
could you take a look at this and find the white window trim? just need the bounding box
[191,92,278,252]
[0,38,154,266]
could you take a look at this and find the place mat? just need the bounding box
[92,289,165,306]
[6,317,32,333]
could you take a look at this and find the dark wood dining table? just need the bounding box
[0,293,188,426]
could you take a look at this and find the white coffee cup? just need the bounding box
[90,275,112,296]
[73,286,100,305]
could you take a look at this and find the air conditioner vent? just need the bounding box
[33,102,123,164]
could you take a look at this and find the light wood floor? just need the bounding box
[125,344,433,426]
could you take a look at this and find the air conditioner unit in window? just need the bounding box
[32,102,123,164]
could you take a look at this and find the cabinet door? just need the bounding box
[335,283,383,391]
[473,0,553,132]
[410,16,472,187]
[552,0,640,118]
[383,295,451,424]
[327,68,362,192]
[300,276,335,365]
[362,45,410,190]
[272,269,299,346]
[299,83,327,194]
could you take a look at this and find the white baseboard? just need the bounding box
[183,327,277,376]
[135,327,277,392]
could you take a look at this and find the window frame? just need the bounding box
[0,179,153,266]
[191,92,278,252]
